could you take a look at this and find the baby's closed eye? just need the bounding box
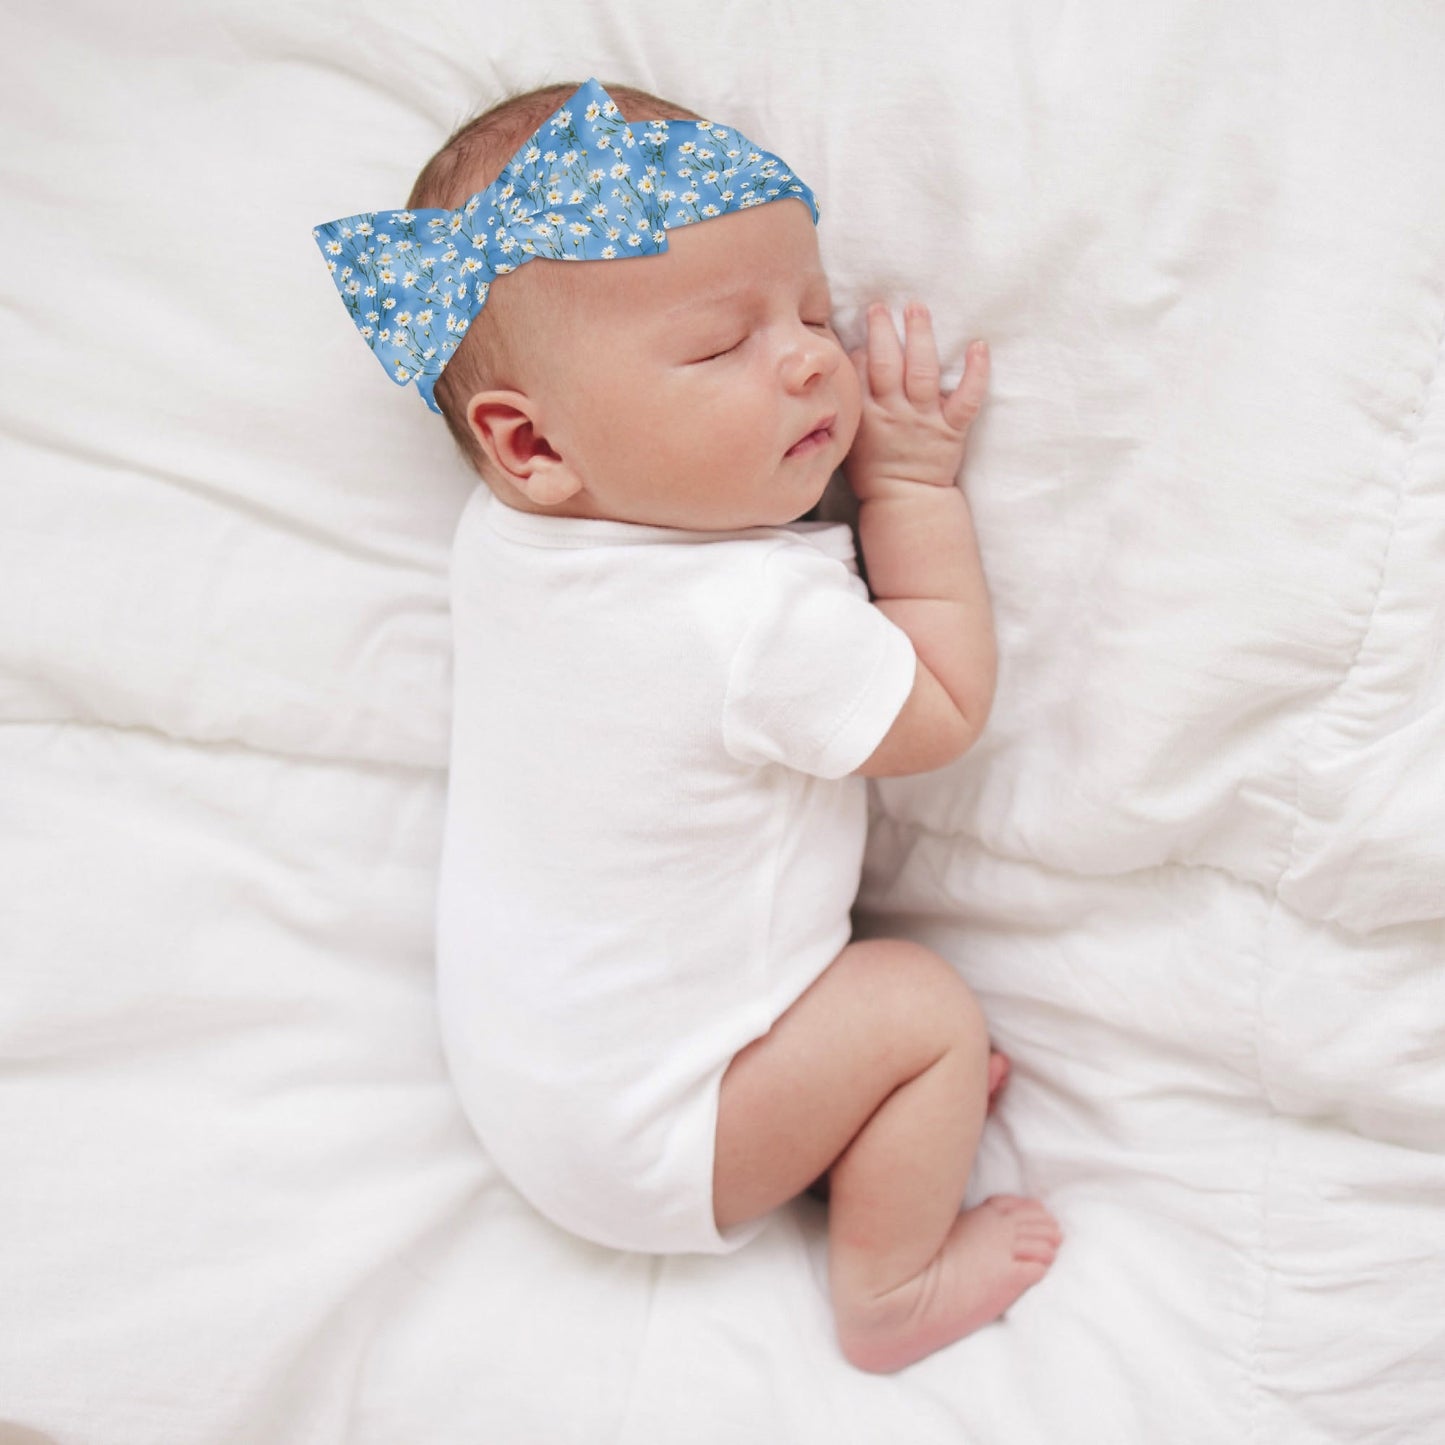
[692,336,746,363]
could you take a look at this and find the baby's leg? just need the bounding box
[713,939,1060,1374]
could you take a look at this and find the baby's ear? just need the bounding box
[464,389,583,506]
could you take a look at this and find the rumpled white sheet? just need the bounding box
[3,2,1442,1441]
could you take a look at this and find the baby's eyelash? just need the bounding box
[692,318,832,363]
[694,338,743,363]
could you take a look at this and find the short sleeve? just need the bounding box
[721,538,917,779]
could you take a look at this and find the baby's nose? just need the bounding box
[782,326,839,388]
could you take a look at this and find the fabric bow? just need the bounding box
[312,76,819,413]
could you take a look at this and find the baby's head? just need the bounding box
[405,81,860,530]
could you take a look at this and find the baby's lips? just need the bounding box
[785,413,837,455]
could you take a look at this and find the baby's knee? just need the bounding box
[847,937,988,1058]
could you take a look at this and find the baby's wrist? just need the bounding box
[849,469,960,505]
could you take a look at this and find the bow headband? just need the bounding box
[312,76,819,413]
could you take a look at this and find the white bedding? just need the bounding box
[3,2,1443,1441]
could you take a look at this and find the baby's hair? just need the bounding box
[408,80,704,478]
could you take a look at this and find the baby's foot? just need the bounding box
[986,1049,1011,1112]
[836,1196,1061,1374]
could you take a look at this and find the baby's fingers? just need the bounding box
[943,339,990,435]
[902,302,941,407]
[862,303,905,399]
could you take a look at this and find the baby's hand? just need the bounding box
[842,301,989,503]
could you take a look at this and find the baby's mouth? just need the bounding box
[785,415,836,458]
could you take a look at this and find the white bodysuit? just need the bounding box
[435,488,916,1254]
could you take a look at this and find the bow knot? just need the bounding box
[313,77,818,413]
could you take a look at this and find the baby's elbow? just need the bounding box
[855,702,983,778]
[934,703,987,770]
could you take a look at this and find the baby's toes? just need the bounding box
[994,1199,1062,1263]
[1014,1227,1060,1265]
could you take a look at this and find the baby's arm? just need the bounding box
[843,302,996,777]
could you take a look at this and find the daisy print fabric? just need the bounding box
[312,76,819,413]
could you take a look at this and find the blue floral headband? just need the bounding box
[312,76,819,413]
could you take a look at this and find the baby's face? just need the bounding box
[522,198,860,530]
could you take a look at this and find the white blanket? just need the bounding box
[3,2,1442,1441]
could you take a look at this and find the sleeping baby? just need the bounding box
[313,75,1060,1374]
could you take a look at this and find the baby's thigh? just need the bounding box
[713,938,988,1231]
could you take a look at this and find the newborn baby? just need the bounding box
[314,75,1060,1374]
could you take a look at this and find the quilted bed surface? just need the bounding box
[3,1,1442,1441]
